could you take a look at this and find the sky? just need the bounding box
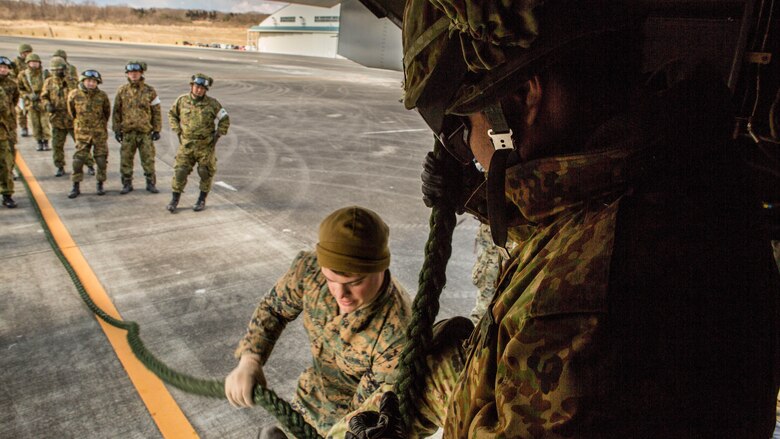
[83,0,290,14]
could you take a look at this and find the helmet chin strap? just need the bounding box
[484,103,516,254]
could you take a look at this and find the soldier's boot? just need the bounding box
[68,182,80,199]
[20,127,29,137]
[2,194,17,208]
[120,178,133,195]
[87,166,95,176]
[166,192,181,213]
[96,181,105,196]
[145,176,159,193]
[43,140,50,151]
[55,167,65,177]
[36,140,44,151]
[193,191,208,212]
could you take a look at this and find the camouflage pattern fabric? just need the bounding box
[120,131,156,181]
[67,85,110,183]
[66,63,78,82]
[235,251,412,436]
[41,75,77,129]
[49,128,75,169]
[0,86,13,194]
[0,75,19,145]
[168,93,229,193]
[13,56,28,131]
[17,68,51,141]
[469,223,518,323]
[113,79,161,182]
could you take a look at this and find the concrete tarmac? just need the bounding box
[0,37,481,438]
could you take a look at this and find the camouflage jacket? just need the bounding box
[235,251,411,436]
[168,93,229,141]
[13,56,26,78]
[17,67,50,110]
[0,75,19,141]
[67,85,110,144]
[0,85,12,140]
[66,63,78,81]
[112,79,162,134]
[41,75,77,129]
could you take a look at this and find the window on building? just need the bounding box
[314,16,339,23]
[279,16,296,23]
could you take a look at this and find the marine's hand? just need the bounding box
[115,132,123,143]
[225,353,266,408]
[421,151,447,208]
[345,392,405,439]
[151,131,161,141]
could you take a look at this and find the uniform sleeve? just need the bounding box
[17,72,30,95]
[111,89,123,133]
[234,251,309,363]
[215,100,229,136]
[40,80,51,108]
[67,91,76,119]
[150,88,162,132]
[103,93,111,128]
[168,97,181,133]
[12,83,19,104]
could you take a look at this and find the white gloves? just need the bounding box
[225,353,267,408]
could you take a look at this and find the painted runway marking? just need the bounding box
[215,181,238,191]
[16,154,199,439]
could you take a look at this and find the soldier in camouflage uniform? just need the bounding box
[0,56,19,185]
[346,0,779,437]
[67,70,111,198]
[469,223,519,323]
[17,53,51,151]
[226,206,411,438]
[14,44,31,138]
[52,49,78,81]
[167,73,229,212]
[0,56,17,207]
[42,57,78,177]
[112,61,162,194]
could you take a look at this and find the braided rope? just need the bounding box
[17,166,322,439]
[394,144,458,431]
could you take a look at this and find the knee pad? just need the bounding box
[197,165,212,180]
[174,166,190,182]
[95,155,108,168]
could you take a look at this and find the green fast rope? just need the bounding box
[394,143,458,431]
[17,167,322,439]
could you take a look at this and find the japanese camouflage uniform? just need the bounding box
[235,251,412,436]
[112,79,162,186]
[0,83,14,196]
[67,84,111,182]
[0,73,19,169]
[17,62,51,142]
[14,54,28,131]
[41,74,88,169]
[469,223,518,323]
[168,93,229,193]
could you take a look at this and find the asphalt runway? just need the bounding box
[0,36,481,438]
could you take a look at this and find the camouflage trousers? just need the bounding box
[51,128,93,169]
[470,224,516,323]
[72,140,108,183]
[17,107,27,130]
[28,107,51,142]
[0,139,13,195]
[120,131,156,183]
[171,139,217,193]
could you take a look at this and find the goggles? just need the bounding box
[82,70,101,79]
[192,76,210,87]
[0,56,12,67]
[125,63,143,72]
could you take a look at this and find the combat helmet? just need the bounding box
[53,49,68,60]
[18,43,32,55]
[0,56,13,68]
[125,60,147,73]
[25,53,42,64]
[79,69,103,84]
[50,56,68,71]
[190,73,213,89]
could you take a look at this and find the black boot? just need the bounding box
[20,127,29,137]
[120,178,133,195]
[96,181,105,195]
[145,176,159,193]
[55,167,64,177]
[87,165,95,176]
[166,192,181,213]
[43,140,50,151]
[36,140,44,151]
[2,194,17,208]
[193,191,207,212]
[68,182,80,199]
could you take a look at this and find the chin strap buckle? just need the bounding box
[488,128,514,150]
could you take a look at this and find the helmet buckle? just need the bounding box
[488,129,514,150]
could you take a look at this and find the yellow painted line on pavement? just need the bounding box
[16,154,199,439]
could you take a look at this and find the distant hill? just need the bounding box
[0,0,268,27]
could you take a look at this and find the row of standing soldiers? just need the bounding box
[0,43,230,212]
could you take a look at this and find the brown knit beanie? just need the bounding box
[316,206,390,274]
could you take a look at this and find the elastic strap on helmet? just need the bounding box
[487,148,512,252]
